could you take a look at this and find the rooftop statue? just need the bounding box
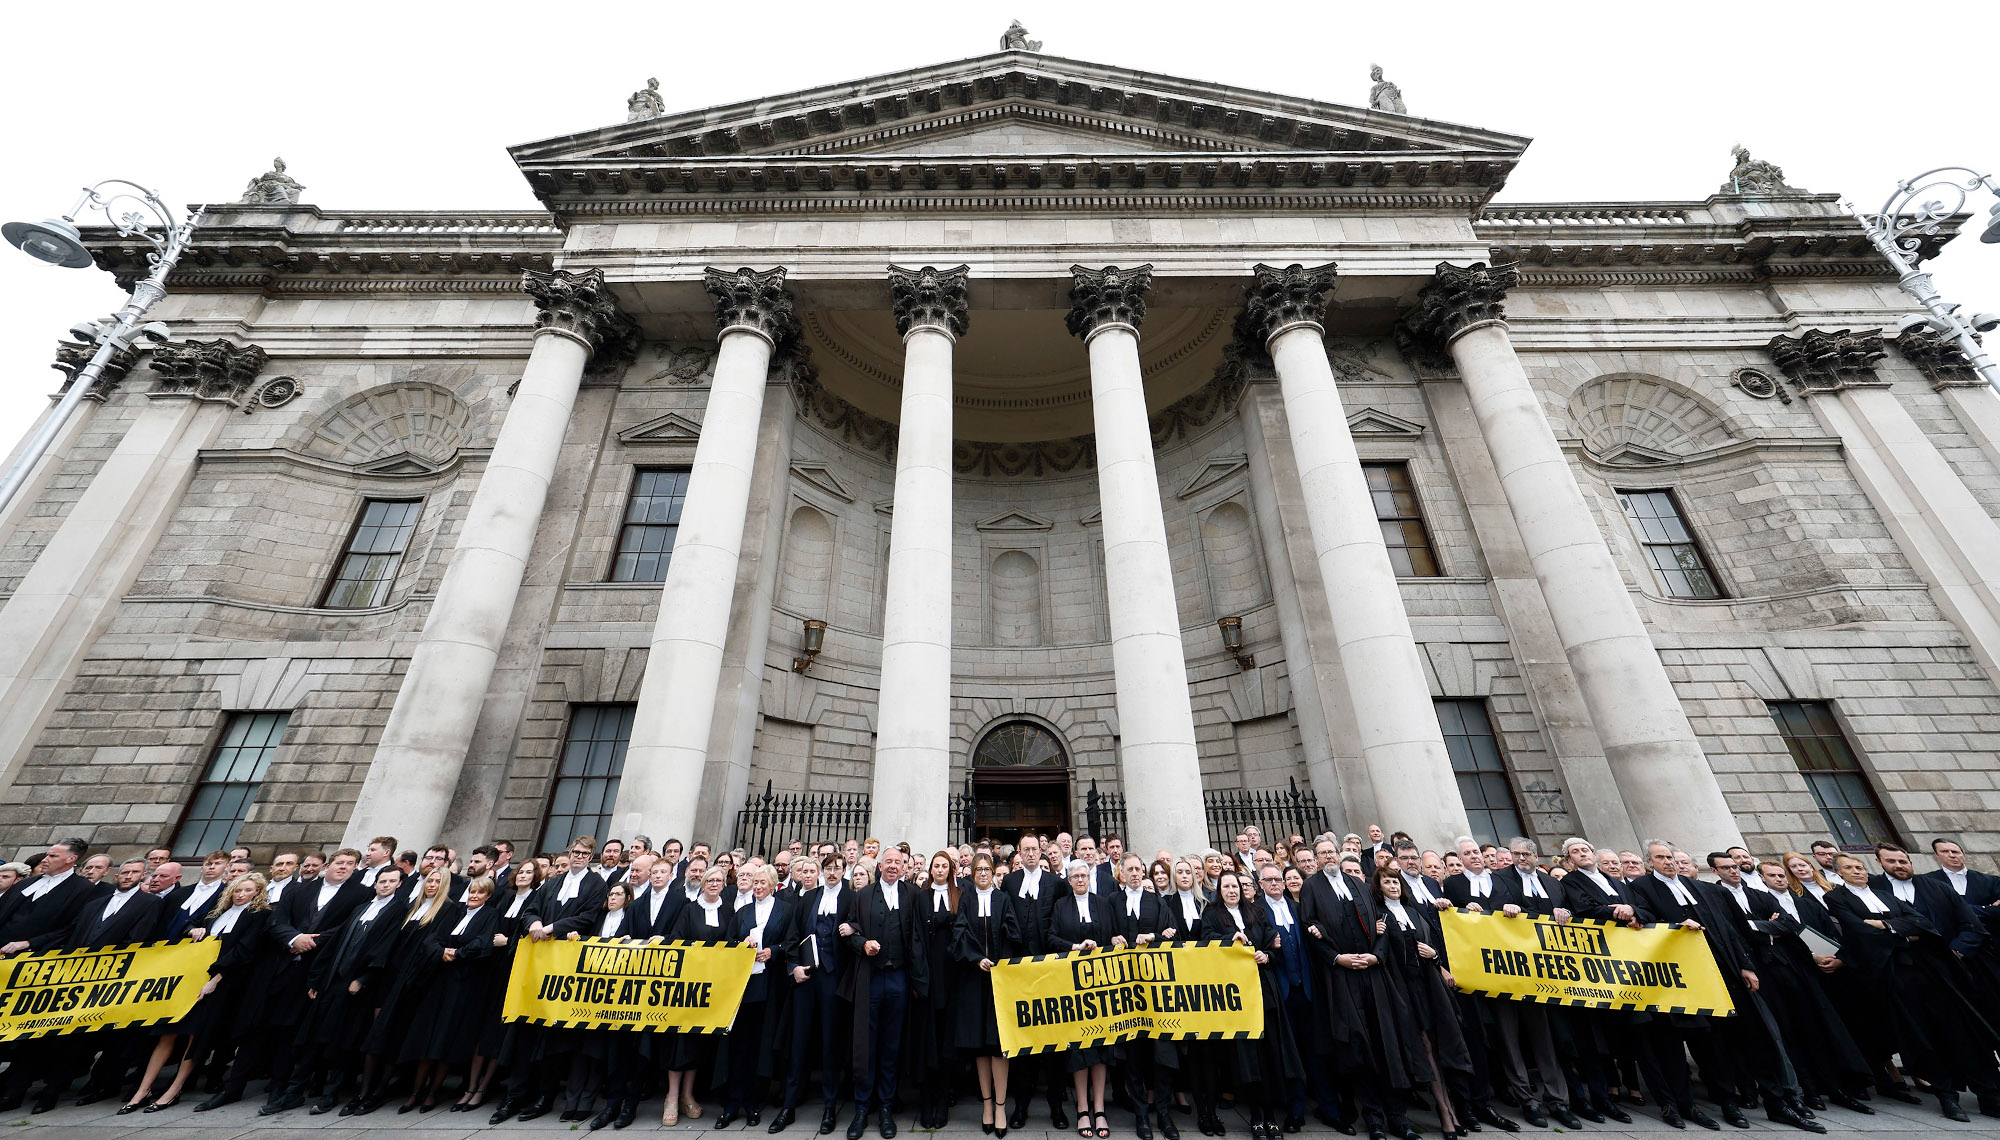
[1369,65,1406,114]
[627,77,665,123]
[238,157,304,205]
[1000,20,1043,52]
[1721,144,1805,196]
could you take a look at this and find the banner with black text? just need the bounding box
[0,939,218,1040]
[502,938,755,1033]
[1440,908,1735,1016]
[990,942,1263,1056]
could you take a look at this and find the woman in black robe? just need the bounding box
[296,866,406,1115]
[361,866,462,1111]
[1371,867,1471,1139]
[663,867,733,1125]
[953,852,1024,1136]
[1201,870,1300,1140]
[550,880,640,1125]
[1749,860,1874,1113]
[465,860,543,1111]
[1824,852,2000,1121]
[122,873,272,1113]
[913,850,962,1128]
[1159,857,1210,1128]
[1048,859,1120,1140]
[400,876,503,1109]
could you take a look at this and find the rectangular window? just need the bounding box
[172,712,289,858]
[322,499,422,609]
[1617,489,1722,599]
[1363,463,1440,576]
[610,469,692,582]
[540,704,636,855]
[1769,700,1898,851]
[1435,699,1525,846]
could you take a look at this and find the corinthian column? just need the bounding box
[613,268,793,844]
[1241,264,1470,847]
[868,266,967,850]
[347,269,635,848]
[1399,263,1741,852]
[1069,265,1207,856]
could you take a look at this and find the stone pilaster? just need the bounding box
[1240,263,1470,848]
[1399,261,1741,853]
[871,265,968,849]
[343,268,631,848]
[613,267,796,846]
[1069,264,1207,855]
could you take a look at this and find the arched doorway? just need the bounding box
[969,720,1070,842]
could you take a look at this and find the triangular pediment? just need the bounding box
[825,105,1201,156]
[1596,442,1680,466]
[976,509,1054,532]
[616,411,702,445]
[359,452,441,475]
[1179,456,1249,499]
[1346,408,1427,438]
[789,463,855,503]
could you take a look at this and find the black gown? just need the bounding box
[479,888,538,1060]
[1372,899,1471,1079]
[297,894,409,1051]
[912,885,960,1089]
[667,898,733,1070]
[1199,901,1301,1091]
[1046,891,1121,1073]
[949,887,1024,1052]
[171,904,272,1046]
[399,902,505,1063]
[360,900,464,1057]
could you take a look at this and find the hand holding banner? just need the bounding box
[1439,908,1735,1017]
[990,942,1263,1057]
[0,939,218,1041]
[503,938,755,1033]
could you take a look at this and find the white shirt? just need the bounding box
[1224,905,1244,930]
[747,896,776,974]
[597,909,627,939]
[648,887,670,926]
[1402,873,1436,905]
[557,869,590,904]
[932,885,951,913]
[1577,869,1615,896]
[210,902,249,935]
[1649,872,1696,907]
[1019,869,1042,900]
[1846,884,1891,914]
[975,887,993,918]
[1323,869,1353,901]
[1124,887,1144,919]
[1385,898,1415,930]
[1265,895,1295,927]
[1517,869,1546,899]
[266,876,293,904]
[1073,894,1092,923]
[357,895,394,924]
[1772,891,1801,922]
[1888,877,1917,904]
[361,863,387,886]
[1944,867,1970,895]
[452,904,486,936]
[21,867,72,901]
[882,883,899,911]
[100,886,140,920]
[1720,880,1754,912]
[817,884,843,915]
[1803,880,1827,900]
[696,899,724,929]
[1463,871,1492,899]
[506,892,530,918]
[181,878,224,915]
[315,879,342,912]
[1176,890,1201,926]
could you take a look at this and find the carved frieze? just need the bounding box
[147,339,269,406]
[1766,329,1889,396]
[1065,264,1153,339]
[51,339,141,402]
[1894,326,1986,390]
[705,266,797,347]
[888,264,971,339]
[1238,262,1337,346]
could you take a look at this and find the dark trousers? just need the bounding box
[1451,993,1498,1109]
[1637,1022,1697,1112]
[505,1027,556,1102]
[1492,1002,1567,1107]
[854,968,907,1113]
[1280,992,1337,1118]
[782,971,845,1109]
[220,1027,297,1099]
[727,1000,768,1110]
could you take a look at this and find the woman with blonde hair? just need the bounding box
[361,865,462,1109]
[122,873,272,1113]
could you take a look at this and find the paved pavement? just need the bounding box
[5,1092,1996,1140]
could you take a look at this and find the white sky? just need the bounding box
[4,0,1998,456]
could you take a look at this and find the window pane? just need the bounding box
[1436,699,1524,843]
[1361,463,1440,578]
[1618,489,1721,599]
[173,712,289,859]
[610,469,692,583]
[323,499,422,609]
[1769,700,1896,851]
[541,703,636,854]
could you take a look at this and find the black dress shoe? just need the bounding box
[1397,1127,1424,1140]
[1879,1086,1922,1105]
[1659,1107,1685,1129]
[1939,1093,1971,1123]
[117,1102,145,1115]
[1548,1103,1582,1130]
[1136,1106,1153,1140]
[260,1091,306,1116]
[1683,1108,1720,1131]
[1520,1104,1547,1129]
[490,1097,521,1124]
[75,1088,110,1107]
[1369,1130,1387,1140]
[617,1100,639,1129]
[593,1103,621,1130]
[311,1094,340,1115]
[1572,1101,1603,1124]
[1594,1099,1630,1125]
[880,1112,897,1138]
[822,1105,842,1134]
[1159,1107,1182,1140]
[749,1107,762,1127]
[1283,1115,1303,1134]
[520,1095,554,1121]
[1473,1106,1518,1133]
[1826,1093,1871,1115]
[1801,1094,1825,1112]
[1052,1106,1070,1131]
[1765,1103,1824,1133]
[848,1108,870,1140]
[1719,1103,1748,1129]
[771,1107,797,1133]
[716,1108,742,1129]
[194,1090,239,1112]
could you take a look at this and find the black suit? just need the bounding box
[1556,870,1640,923]
[1872,872,1986,957]
[503,870,611,1105]
[1440,870,1516,912]
[845,880,927,1116]
[160,879,230,938]
[782,883,856,1113]
[997,866,1065,1123]
[4,872,100,953]
[214,876,370,1102]
[64,888,164,950]
[723,895,793,1112]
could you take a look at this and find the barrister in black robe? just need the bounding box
[125,876,273,1112]
[1297,841,1429,1137]
[1203,873,1301,1140]
[953,854,1023,1136]
[1623,852,1746,1129]
[842,850,929,1139]
[55,858,167,1107]
[1746,861,1874,1112]
[911,852,962,1129]
[356,868,462,1094]
[198,850,370,1111]
[1047,861,1119,1139]
[466,861,544,1110]
[1371,868,1470,1139]
[717,868,793,1129]
[400,878,505,1104]
[1686,857,1819,1131]
[1107,854,1168,1140]
[664,869,734,1125]
[493,846,610,1123]
[999,836,1068,1131]
[1824,853,2000,1121]
[775,859,855,1133]
[284,866,407,1114]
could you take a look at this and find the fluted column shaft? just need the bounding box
[1069,266,1207,855]
[1403,262,1741,853]
[613,268,793,845]
[869,265,967,851]
[347,269,633,848]
[1247,264,1470,849]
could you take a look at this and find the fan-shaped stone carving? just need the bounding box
[299,383,474,470]
[1567,375,1734,464]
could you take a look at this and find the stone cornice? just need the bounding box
[1767,329,1889,396]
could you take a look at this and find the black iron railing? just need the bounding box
[731,780,871,857]
[1203,777,1330,849]
[1082,778,1127,843]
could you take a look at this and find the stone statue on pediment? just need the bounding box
[1721,144,1804,196]
[1000,21,1043,52]
[627,77,665,123]
[238,157,304,205]
[1369,65,1406,114]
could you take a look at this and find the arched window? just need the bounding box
[972,721,1066,768]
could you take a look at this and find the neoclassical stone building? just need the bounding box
[4,42,1999,864]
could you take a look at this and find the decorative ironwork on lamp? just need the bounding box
[792,618,827,673]
[1217,615,1254,670]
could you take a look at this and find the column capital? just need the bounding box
[1240,262,1338,345]
[147,339,268,407]
[522,268,639,366]
[704,266,796,347]
[888,264,970,340]
[1895,326,1986,390]
[51,339,140,403]
[1398,260,1519,350]
[1066,264,1153,341]
[1767,328,1889,396]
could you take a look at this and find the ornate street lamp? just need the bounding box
[1847,167,2000,391]
[0,181,203,514]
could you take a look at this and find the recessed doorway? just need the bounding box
[969,720,1071,842]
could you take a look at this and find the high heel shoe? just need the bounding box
[983,1096,996,1135]
[118,1101,147,1115]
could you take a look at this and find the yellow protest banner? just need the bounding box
[503,938,755,1033]
[0,939,218,1041]
[1440,909,1735,1017]
[991,943,1263,1057]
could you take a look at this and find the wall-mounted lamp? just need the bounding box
[1217,616,1254,670]
[792,618,827,673]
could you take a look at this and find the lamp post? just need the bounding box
[0,180,202,515]
[1847,166,2000,390]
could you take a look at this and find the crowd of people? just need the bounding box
[0,822,1995,1140]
